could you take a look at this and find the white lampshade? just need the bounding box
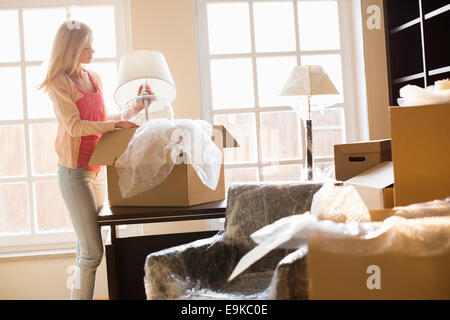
[114,49,176,107]
[280,65,338,96]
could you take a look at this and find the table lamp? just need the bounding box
[280,65,339,180]
[114,49,176,121]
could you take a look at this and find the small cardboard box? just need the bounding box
[345,161,394,210]
[390,104,450,206]
[308,209,450,300]
[89,125,238,207]
[334,139,391,182]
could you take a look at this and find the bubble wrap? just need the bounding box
[229,185,450,280]
[308,200,450,257]
[114,119,222,198]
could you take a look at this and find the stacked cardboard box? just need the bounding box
[389,104,450,206]
[313,103,450,299]
[334,140,393,209]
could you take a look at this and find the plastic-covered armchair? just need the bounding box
[144,182,323,299]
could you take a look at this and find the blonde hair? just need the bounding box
[38,20,92,92]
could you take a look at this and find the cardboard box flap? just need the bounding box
[346,161,394,189]
[213,125,239,148]
[335,139,391,155]
[89,124,239,166]
[89,128,137,166]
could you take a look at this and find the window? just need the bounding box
[0,0,130,253]
[196,0,359,188]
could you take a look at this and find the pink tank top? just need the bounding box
[74,70,104,172]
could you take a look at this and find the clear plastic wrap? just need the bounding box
[228,183,369,280]
[144,182,323,300]
[228,184,450,280]
[307,214,450,257]
[398,84,450,106]
[114,119,222,198]
[121,97,174,124]
[309,183,371,222]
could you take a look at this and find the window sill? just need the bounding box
[0,248,76,262]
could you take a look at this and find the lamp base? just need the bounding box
[305,119,313,181]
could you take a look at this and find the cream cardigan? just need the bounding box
[48,70,119,169]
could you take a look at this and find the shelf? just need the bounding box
[384,0,450,105]
[429,66,450,77]
[389,24,424,79]
[422,1,450,15]
[385,0,420,29]
[393,72,425,85]
[429,69,450,85]
[390,17,420,34]
[425,4,450,20]
[424,10,450,71]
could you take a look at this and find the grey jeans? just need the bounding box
[57,164,105,300]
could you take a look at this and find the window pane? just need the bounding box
[70,5,116,58]
[311,108,343,127]
[315,162,335,181]
[263,164,302,182]
[256,55,298,107]
[88,62,119,114]
[0,10,20,62]
[210,58,254,109]
[260,111,301,161]
[0,183,29,235]
[225,167,259,193]
[313,128,344,157]
[30,123,58,175]
[214,113,258,164]
[0,67,23,120]
[26,66,54,119]
[298,1,341,51]
[0,125,26,177]
[253,1,296,53]
[23,8,66,61]
[34,180,72,232]
[207,2,251,54]
[301,54,343,104]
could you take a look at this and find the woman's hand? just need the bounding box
[135,84,154,113]
[115,120,140,129]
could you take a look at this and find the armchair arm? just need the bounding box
[267,245,309,300]
[144,234,250,299]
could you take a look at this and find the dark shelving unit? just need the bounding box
[384,0,450,105]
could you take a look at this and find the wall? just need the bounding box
[359,0,391,140]
[0,252,108,300]
[129,0,201,120]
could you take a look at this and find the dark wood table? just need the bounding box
[98,200,227,300]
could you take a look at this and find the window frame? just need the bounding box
[0,0,132,254]
[196,0,362,181]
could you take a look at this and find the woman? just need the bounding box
[39,20,151,299]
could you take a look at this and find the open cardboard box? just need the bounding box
[345,161,394,210]
[308,208,450,300]
[390,104,450,206]
[89,125,238,207]
[334,139,391,182]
